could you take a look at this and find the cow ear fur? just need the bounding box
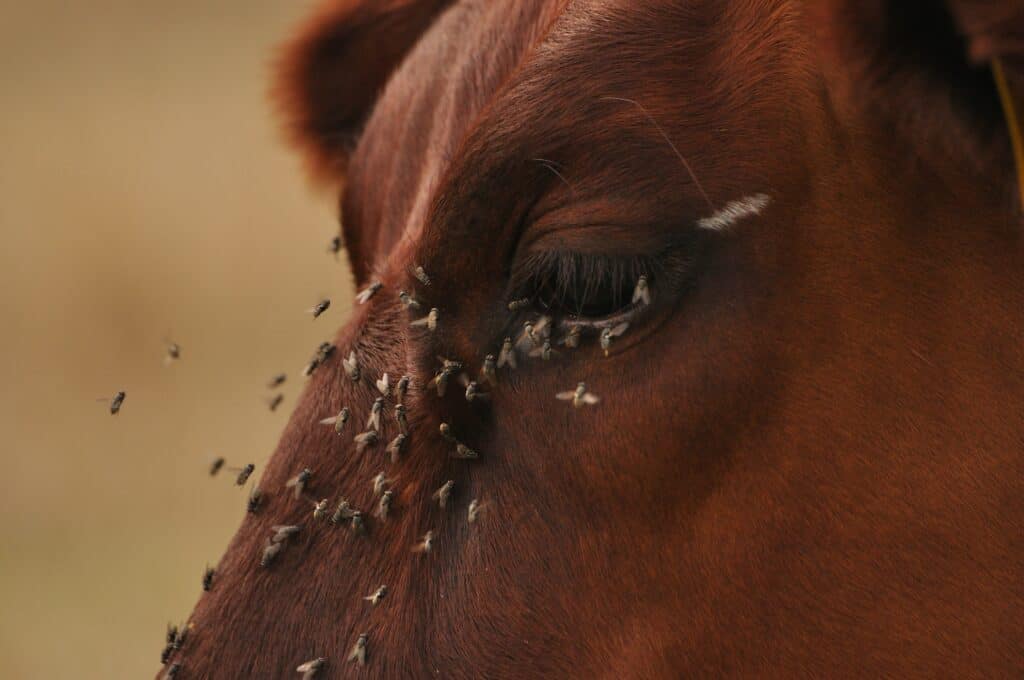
[274,0,454,184]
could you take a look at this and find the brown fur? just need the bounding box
[166,1,1024,677]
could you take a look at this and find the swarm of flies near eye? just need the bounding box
[387,433,408,462]
[202,565,215,592]
[319,406,350,434]
[327,234,342,259]
[411,307,439,332]
[354,429,379,453]
[412,265,431,286]
[343,350,360,382]
[433,358,464,396]
[433,480,455,509]
[356,281,382,305]
[297,657,326,679]
[599,322,630,356]
[247,486,262,514]
[267,373,287,388]
[479,354,498,385]
[367,397,384,431]
[372,471,392,497]
[375,490,394,521]
[412,530,435,553]
[633,274,651,306]
[266,393,284,411]
[395,375,411,403]
[364,585,387,606]
[308,298,331,319]
[286,468,312,499]
[398,290,422,310]
[557,382,600,407]
[375,372,390,397]
[349,633,369,666]
[101,390,126,415]
[497,337,517,369]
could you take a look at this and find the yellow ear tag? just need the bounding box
[993,57,1024,210]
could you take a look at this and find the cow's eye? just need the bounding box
[509,251,653,321]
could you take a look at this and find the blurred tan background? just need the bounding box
[0,2,354,677]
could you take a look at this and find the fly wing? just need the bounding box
[556,391,575,400]
[582,393,601,405]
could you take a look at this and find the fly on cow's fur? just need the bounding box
[296,656,326,679]
[330,498,356,525]
[410,307,439,331]
[318,406,349,434]
[364,585,387,606]
[395,374,411,403]
[355,281,382,305]
[311,498,329,521]
[285,468,312,499]
[398,289,422,310]
[342,350,360,382]
[371,471,392,497]
[375,490,393,521]
[395,403,408,433]
[433,357,464,396]
[366,397,384,432]
[202,566,214,592]
[354,429,379,453]
[432,480,454,509]
[386,433,407,462]
[348,633,368,665]
[247,486,262,514]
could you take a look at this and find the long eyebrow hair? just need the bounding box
[599,96,716,212]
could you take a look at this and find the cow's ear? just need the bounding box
[274,0,454,184]
[822,1,1024,190]
[947,1,1024,66]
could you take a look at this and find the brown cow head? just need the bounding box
[166,1,1024,677]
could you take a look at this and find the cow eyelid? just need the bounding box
[508,250,655,321]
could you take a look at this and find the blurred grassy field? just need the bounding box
[0,2,354,677]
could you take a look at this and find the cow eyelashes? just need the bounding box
[509,251,655,320]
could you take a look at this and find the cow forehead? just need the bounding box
[346,0,806,262]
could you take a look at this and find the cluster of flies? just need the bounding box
[149,238,651,678]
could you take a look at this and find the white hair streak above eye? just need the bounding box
[696,193,771,231]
